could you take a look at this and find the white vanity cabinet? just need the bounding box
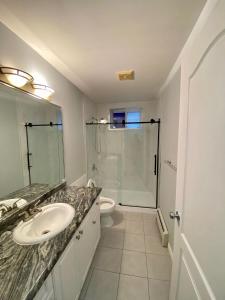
[51,197,100,300]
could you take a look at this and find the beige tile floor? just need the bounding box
[79,210,171,300]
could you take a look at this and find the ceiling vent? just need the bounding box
[117,70,135,81]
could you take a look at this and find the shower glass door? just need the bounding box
[119,124,158,207]
[86,122,159,208]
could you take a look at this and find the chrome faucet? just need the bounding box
[12,198,23,209]
[19,206,42,222]
[0,204,12,216]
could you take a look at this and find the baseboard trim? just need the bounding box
[70,174,87,187]
[168,242,173,262]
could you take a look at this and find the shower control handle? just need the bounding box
[154,155,157,175]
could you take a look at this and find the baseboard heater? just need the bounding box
[156,208,169,247]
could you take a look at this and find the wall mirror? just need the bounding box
[0,82,65,201]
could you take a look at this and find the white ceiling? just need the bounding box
[0,0,206,103]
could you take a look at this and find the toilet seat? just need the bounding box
[99,197,115,214]
[99,197,115,227]
[100,201,113,210]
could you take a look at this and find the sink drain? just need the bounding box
[41,230,50,235]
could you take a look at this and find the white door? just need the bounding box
[170,1,225,299]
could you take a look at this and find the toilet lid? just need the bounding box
[100,201,113,209]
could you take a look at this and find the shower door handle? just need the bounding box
[154,155,157,175]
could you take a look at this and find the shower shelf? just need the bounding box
[164,160,177,171]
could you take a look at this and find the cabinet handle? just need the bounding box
[92,221,96,224]
[76,235,80,240]
[96,202,99,205]
[79,230,83,234]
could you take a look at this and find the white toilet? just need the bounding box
[99,197,116,227]
[87,179,116,227]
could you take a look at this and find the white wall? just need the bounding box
[158,68,181,251]
[0,23,96,185]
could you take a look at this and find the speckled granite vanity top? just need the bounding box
[0,184,101,300]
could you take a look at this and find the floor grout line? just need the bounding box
[116,273,120,300]
[92,265,171,282]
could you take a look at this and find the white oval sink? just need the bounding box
[13,203,75,245]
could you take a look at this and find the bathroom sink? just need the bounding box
[13,203,75,245]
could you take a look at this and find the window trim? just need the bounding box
[109,107,142,130]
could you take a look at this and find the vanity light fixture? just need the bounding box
[0,67,33,88]
[32,83,54,99]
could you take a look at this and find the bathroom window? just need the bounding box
[110,108,141,129]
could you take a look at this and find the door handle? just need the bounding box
[154,155,157,175]
[169,211,180,221]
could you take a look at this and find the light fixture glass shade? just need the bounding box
[32,83,54,99]
[0,67,33,87]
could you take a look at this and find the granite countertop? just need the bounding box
[0,185,101,300]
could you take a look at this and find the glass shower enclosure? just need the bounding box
[86,119,160,208]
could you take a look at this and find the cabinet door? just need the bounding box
[78,198,101,287]
[77,212,94,286]
[52,238,80,300]
[90,198,100,252]
[34,274,54,300]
